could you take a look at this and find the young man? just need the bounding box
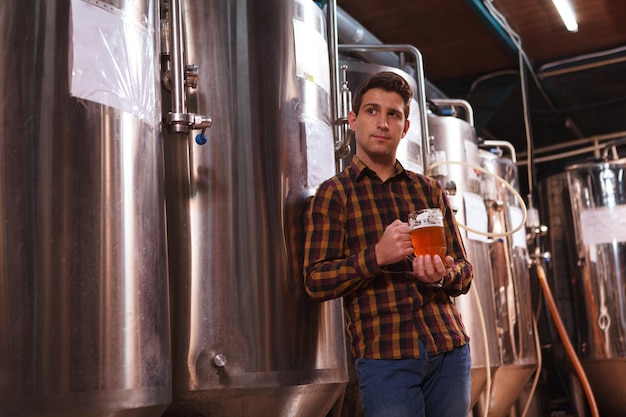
[303,71,473,417]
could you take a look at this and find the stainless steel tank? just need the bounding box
[0,1,171,416]
[476,146,538,417]
[564,159,626,416]
[538,171,593,417]
[537,172,581,348]
[160,1,347,416]
[425,101,501,408]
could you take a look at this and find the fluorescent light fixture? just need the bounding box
[551,0,579,32]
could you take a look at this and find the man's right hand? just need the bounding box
[374,219,414,266]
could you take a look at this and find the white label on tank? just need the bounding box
[580,206,626,245]
[463,192,489,242]
[304,116,335,188]
[397,98,424,175]
[508,206,527,249]
[70,0,156,126]
[293,19,331,94]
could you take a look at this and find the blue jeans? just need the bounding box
[355,341,471,417]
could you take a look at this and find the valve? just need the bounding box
[444,180,457,196]
[185,64,199,88]
[195,129,208,145]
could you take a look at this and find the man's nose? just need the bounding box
[377,116,389,129]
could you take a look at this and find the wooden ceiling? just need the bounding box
[336,0,626,187]
[337,0,626,82]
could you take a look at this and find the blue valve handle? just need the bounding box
[195,128,208,145]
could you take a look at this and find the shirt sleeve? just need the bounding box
[302,180,381,301]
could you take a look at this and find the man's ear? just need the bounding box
[348,111,357,130]
[402,119,410,137]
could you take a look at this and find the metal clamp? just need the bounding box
[167,112,212,135]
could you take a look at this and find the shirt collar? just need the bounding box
[349,155,411,182]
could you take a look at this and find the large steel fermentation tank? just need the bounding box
[564,159,626,416]
[537,172,588,415]
[476,146,538,417]
[540,159,626,416]
[425,101,501,408]
[161,1,347,416]
[0,1,171,417]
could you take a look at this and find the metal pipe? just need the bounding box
[517,131,626,165]
[601,136,626,159]
[431,98,474,126]
[519,131,626,157]
[165,0,211,136]
[328,0,340,136]
[334,65,353,160]
[168,0,187,133]
[482,140,517,163]
[538,45,626,78]
[328,0,353,166]
[519,144,603,165]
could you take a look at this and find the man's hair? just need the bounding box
[352,71,413,118]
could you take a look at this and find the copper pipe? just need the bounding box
[534,260,599,417]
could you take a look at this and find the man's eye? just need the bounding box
[367,108,376,114]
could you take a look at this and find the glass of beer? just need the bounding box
[408,208,447,259]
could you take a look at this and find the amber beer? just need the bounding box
[408,209,447,258]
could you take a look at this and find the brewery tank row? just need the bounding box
[1,0,625,416]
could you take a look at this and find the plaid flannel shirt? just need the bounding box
[303,156,473,359]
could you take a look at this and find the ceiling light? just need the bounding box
[551,0,579,32]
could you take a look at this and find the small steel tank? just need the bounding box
[476,145,538,417]
[538,171,591,416]
[339,59,425,175]
[426,101,502,408]
[0,0,171,416]
[565,159,626,416]
[161,1,347,416]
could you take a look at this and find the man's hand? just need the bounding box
[375,220,414,266]
[413,254,455,285]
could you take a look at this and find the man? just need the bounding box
[303,71,473,417]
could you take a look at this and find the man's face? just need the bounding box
[348,88,410,166]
